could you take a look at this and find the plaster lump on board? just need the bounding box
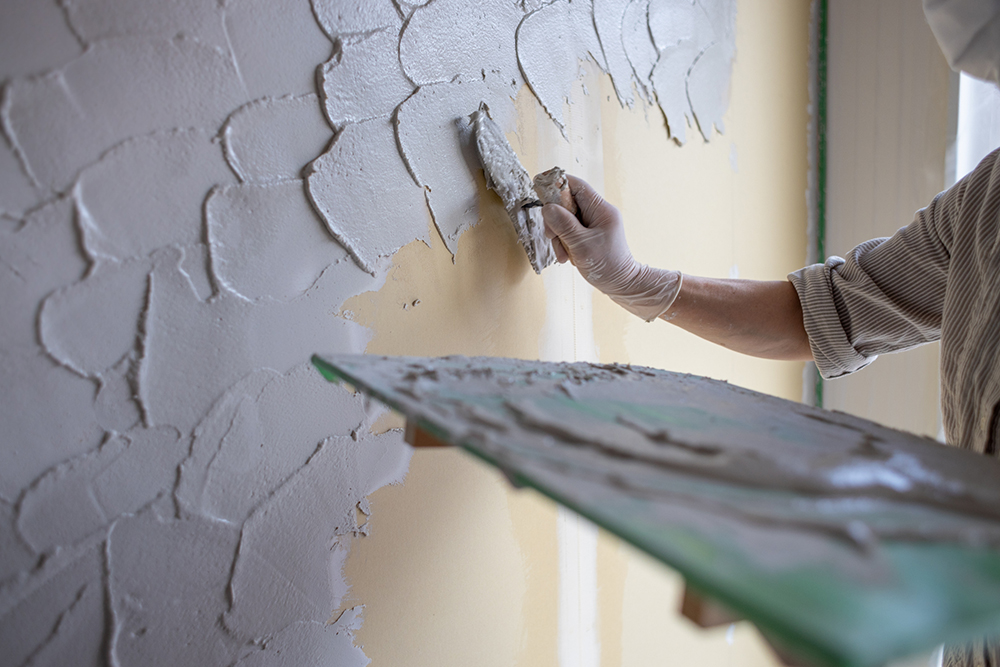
[471,104,555,274]
[318,355,1000,556]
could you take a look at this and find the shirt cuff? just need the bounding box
[788,260,876,379]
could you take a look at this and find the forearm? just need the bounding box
[661,275,813,361]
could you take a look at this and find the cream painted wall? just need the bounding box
[345,2,810,665]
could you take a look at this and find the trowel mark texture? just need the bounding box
[320,28,415,125]
[5,37,246,194]
[307,117,429,275]
[516,0,607,133]
[16,426,185,553]
[74,129,235,262]
[222,94,332,184]
[312,0,401,38]
[594,0,637,107]
[399,0,524,88]
[0,0,737,664]
[396,77,518,256]
[207,179,357,302]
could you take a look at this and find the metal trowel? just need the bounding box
[470,103,574,274]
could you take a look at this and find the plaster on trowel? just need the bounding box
[470,103,576,274]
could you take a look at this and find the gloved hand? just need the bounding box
[541,175,682,322]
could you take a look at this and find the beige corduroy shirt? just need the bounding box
[789,148,1000,456]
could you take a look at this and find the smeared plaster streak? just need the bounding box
[593,0,637,107]
[132,264,157,431]
[395,79,517,256]
[74,129,234,262]
[103,535,121,667]
[233,619,371,667]
[0,499,35,585]
[107,512,243,667]
[650,43,701,144]
[682,0,737,140]
[223,0,333,100]
[71,184,103,267]
[0,540,102,667]
[138,248,375,434]
[305,118,429,276]
[174,371,275,518]
[621,0,658,104]
[191,365,371,524]
[62,0,229,50]
[19,579,105,667]
[5,36,245,193]
[176,243,214,302]
[17,427,185,554]
[319,29,415,125]
[471,104,555,273]
[398,0,524,90]
[39,258,151,378]
[93,357,143,433]
[17,582,88,667]
[55,0,88,51]
[0,197,87,351]
[516,0,606,133]
[687,41,732,139]
[0,350,104,500]
[580,0,611,72]
[391,88,425,188]
[0,96,42,217]
[224,429,409,639]
[208,179,361,301]
[645,0,736,142]
[311,0,400,39]
[219,8,252,102]
[0,81,44,196]
[0,0,83,81]
[647,0,696,51]
[221,95,332,184]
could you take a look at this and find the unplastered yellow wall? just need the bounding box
[342,1,810,665]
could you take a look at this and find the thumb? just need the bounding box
[542,202,584,240]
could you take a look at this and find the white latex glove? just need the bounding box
[542,175,682,322]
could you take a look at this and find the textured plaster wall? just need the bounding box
[0,0,806,666]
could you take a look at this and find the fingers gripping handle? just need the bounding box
[540,174,682,322]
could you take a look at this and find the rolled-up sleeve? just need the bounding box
[789,259,875,378]
[788,192,953,380]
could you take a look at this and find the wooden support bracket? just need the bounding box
[680,584,741,628]
[681,584,810,667]
[404,421,451,448]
